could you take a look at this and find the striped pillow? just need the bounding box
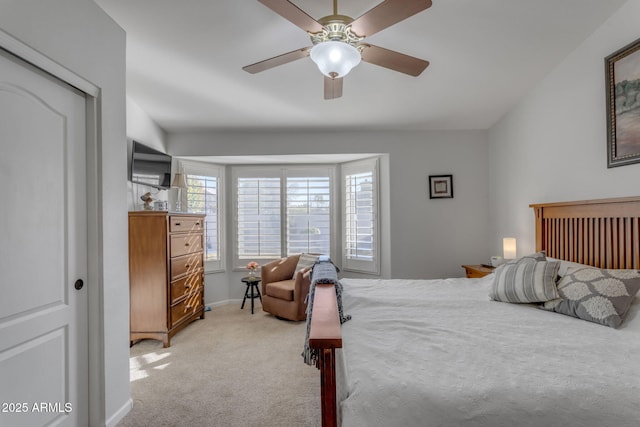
[490,258,560,303]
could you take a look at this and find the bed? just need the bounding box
[308,197,640,427]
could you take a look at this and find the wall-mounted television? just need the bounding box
[130,140,172,189]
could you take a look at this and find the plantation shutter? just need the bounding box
[342,158,379,274]
[236,175,282,260]
[233,166,335,268]
[181,160,224,272]
[286,175,331,255]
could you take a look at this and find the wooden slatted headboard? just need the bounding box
[530,196,640,269]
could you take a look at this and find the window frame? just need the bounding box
[234,167,283,264]
[341,157,380,275]
[179,159,225,272]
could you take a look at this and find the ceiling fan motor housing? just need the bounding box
[310,16,363,46]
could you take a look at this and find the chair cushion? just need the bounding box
[266,280,295,301]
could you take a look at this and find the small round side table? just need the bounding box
[241,276,262,314]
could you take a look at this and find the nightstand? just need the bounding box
[462,264,496,278]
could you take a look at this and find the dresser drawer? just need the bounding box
[170,253,203,280]
[170,272,202,305]
[170,216,204,233]
[171,289,203,328]
[170,233,203,257]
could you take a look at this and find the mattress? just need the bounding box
[337,276,640,427]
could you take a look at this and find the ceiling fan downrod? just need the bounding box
[309,0,363,47]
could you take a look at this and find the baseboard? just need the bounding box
[105,398,133,427]
[205,299,243,308]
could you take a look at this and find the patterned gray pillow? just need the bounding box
[541,267,640,328]
[490,257,560,303]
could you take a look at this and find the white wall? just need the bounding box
[126,96,170,210]
[0,0,130,425]
[127,96,166,151]
[488,0,640,257]
[168,129,491,303]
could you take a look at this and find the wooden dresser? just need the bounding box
[129,211,205,347]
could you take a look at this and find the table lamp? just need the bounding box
[503,237,517,260]
[171,172,187,212]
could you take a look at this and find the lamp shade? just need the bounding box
[171,172,187,189]
[310,41,361,78]
[503,237,517,259]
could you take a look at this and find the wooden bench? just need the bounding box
[308,283,342,427]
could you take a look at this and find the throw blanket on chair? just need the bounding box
[302,259,351,367]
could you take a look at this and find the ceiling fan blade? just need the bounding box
[350,0,432,38]
[360,44,429,76]
[324,76,343,100]
[243,47,311,74]
[258,0,324,33]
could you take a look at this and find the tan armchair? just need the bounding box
[260,254,313,321]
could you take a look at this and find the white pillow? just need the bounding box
[294,253,318,276]
[546,257,591,277]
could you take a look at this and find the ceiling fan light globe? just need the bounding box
[310,41,361,78]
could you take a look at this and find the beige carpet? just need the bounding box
[118,304,320,427]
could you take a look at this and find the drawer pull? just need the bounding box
[185,264,190,268]
[175,222,181,226]
[185,242,190,246]
[186,305,192,310]
[185,284,191,289]
[195,222,200,226]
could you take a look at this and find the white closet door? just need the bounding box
[0,50,88,426]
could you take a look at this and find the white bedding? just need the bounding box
[337,276,640,427]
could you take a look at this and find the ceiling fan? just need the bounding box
[243,0,432,100]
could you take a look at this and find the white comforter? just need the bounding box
[338,276,640,427]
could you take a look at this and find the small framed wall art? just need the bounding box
[428,174,453,199]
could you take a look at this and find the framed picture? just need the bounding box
[605,37,640,168]
[428,175,453,199]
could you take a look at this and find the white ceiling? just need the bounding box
[95,0,626,133]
